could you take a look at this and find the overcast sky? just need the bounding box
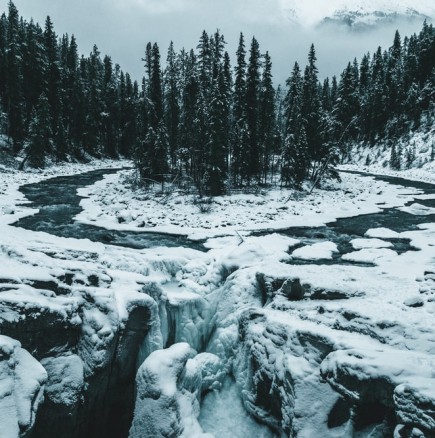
[1,0,433,84]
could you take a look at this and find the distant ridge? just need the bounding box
[280,0,435,28]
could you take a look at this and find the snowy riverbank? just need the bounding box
[75,167,424,240]
[0,159,131,225]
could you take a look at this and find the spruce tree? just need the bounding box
[179,49,199,177]
[369,47,387,142]
[6,0,24,152]
[245,36,261,185]
[164,41,180,169]
[143,43,168,182]
[206,68,228,195]
[149,43,164,129]
[282,62,309,187]
[258,51,276,184]
[232,32,247,186]
[101,55,118,157]
[301,44,322,166]
[43,16,61,132]
[27,93,52,167]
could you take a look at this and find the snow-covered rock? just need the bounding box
[292,241,338,261]
[129,343,222,438]
[0,335,47,438]
[321,347,435,435]
[233,308,361,436]
[395,378,435,434]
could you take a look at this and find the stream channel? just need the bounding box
[14,168,435,263]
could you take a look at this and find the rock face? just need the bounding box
[233,306,435,437]
[33,355,84,438]
[129,343,223,438]
[234,308,343,436]
[320,346,435,436]
[280,278,305,301]
[0,335,47,438]
[394,380,435,435]
[0,265,162,438]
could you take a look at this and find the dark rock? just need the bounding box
[310,289,350,300]
[281,278,305,301]
[404,297,425,308]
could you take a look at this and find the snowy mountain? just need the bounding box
[280,0,435,29]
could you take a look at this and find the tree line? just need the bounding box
[1,1,435,191]
[0,1,140,167]
[328,21,435,170]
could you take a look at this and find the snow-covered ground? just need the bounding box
[342,125,435,185]
[76,168,423,240]
[1,160,435,437]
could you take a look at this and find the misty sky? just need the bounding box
[1,0,433,84]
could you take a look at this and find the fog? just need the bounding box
[1,0,433,84]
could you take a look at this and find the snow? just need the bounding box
[76,168,422,240]
[292,241,338,260]
[399,203,435,216]
[0,335,47,438]
[1,158,435,435]
[40,355,84,407]
[283,0,435,28]
[130,344,228,438]
[342,247,398,264]
[365,227,401,238]
[342,124,435,186]
[350,238,393,249]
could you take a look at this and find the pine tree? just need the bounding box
[390,142,401,170]
[359,53,371,140]
[43,16,61,132]
[141,43,169,182]
[0,14,7,100]
[119,72,137,157]
[368,47,387,143]
[335,62,359,141]
[22,20,45,119]
[27,93,52,167]
[6,0,24,152]
[301,44,322,166]
[149,43,164,129]
[179,49,199,177]
[206,68,228,195]
[245,36,261,185]
[195,31,212,186]
[282,62,309,187]
[258,51,276,184]
[222,50,232,171]
[232,32,247,186]
[55,118,68,161]
[164,41,180,169]
[82,45,103,155]
[101,55,118,157]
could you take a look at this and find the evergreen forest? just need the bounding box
[1,1,435,194]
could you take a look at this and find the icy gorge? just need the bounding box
[0,166,434,438]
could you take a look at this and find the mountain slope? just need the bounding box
[281,0,435,28]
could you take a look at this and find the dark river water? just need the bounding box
[13,168,206,251]
[12,168,435,264]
